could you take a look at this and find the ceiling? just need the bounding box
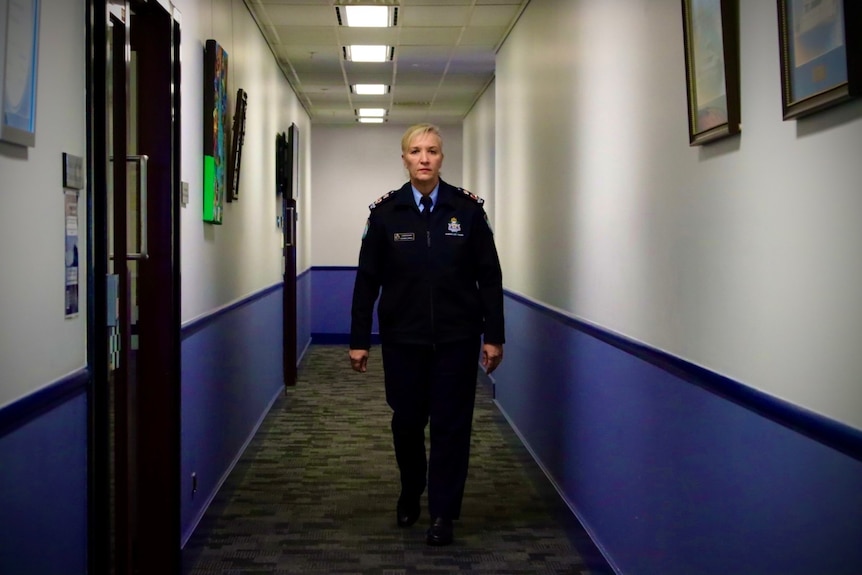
[244,0,530,125]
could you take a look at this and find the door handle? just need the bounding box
[109,155,149,261]
[285,206,296,247]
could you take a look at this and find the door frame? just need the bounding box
[283,123,300,388]
[85,3,113,573]
[86,1,182,572]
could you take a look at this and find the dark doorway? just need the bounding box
[88,1,181,573]
[282,124,300,388]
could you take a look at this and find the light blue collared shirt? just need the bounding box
[412,184,439,213]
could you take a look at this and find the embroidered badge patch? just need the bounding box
[394,233,415,242]
[445,217,464,237]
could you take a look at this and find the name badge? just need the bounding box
[394,233,415,242]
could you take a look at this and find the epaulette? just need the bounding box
[369,190,398,210]
[459,188,484,205]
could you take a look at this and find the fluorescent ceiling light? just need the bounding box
[359,118,385,124]
[358,108,387,117]
[344,6,390,27]
[346,45,390,62]
[353,84,388,95]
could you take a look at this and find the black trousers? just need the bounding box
[381,338,480,520]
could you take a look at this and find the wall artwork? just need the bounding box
[681,0,741,145]
[226,88,247,203]
[203,39,228,223]
[777,0,860,119]
[275,131,287,197]
[286,123,299,199]
[0,0,41,147]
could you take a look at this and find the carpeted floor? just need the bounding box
[182,345,612,575]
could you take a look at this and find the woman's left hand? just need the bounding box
[481,343,503,375]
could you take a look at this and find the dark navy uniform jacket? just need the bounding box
[350,179,505,350]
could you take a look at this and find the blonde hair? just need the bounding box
[401,123,443,154]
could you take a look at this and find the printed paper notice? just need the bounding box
[65,190,79,318]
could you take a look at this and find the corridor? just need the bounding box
[182,345,612,575]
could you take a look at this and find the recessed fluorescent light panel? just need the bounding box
[345,45,391,62]
[358,108,387,117]
[359,118,385,124]
[344,5,393,27]
[353,84,388,95]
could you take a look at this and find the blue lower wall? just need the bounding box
[0,275,313,567]
[496,294,862,575]
[311,266,356,336]
[297,269,313,359]
[311,266,378,343]
[0,371,89,575]
[4,268,860,574]
[181,277,312,544]
[310,267,862,575]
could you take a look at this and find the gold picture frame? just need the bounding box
[777,0,861,119]
[681,0,741,145]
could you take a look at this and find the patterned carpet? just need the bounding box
[182,345,612,575]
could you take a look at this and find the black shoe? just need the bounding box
[426,517,453,546]
[396,497,420,528]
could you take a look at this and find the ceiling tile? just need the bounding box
[261,5,333,26]
[399,6,471,27]
[394,27,462,45]
[246,0,529,124]
[469,5,523,27]
[458,26,507,47]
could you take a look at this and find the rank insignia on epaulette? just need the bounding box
[459,188,484,204]
[369,190,397,210]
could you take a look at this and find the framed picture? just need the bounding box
[275,131,287,196]
[0,0,41,147]
[203,39,228,224]
[777,0,860,119]
[286,123,299,199]
[226,88,247,203]
[681,0,741,145]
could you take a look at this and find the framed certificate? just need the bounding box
[681,0,741,145]
[777,0,861,119]
[0,0,40,147]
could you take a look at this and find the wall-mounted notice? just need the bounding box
[62,152,84,189]
[64,189,79,318]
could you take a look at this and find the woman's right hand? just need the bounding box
[348,349,369,373]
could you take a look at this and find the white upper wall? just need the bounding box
[0,0,309,406]
[463,80,496,224]
[0,0,86,408]
[175,0,311,323]
[311,124,463,266]
[490,0,862,429]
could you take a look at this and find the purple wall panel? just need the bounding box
[180,286,287,543]
[310,267,353,335]
[297,269,312,355]
[0,387,88,575]
[310,267,377,339]
[5,268,860,575]
[495,296,862,575]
